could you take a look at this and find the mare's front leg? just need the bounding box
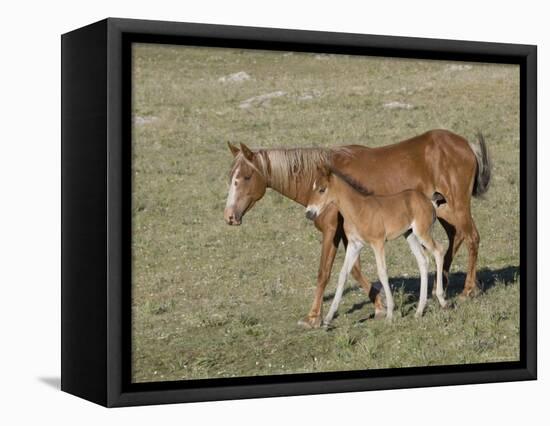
[324,241,363,326]
[297,209,340,329]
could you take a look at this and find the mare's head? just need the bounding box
[305,165,333,221]
[224,142,267,225]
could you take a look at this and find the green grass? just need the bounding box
[131,44,520,382]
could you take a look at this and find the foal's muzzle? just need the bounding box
[305,209,317,221]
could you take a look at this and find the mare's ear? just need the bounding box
[240,143,254,161]
[227,142,240,157]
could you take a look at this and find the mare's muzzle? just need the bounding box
[224,208,242,225]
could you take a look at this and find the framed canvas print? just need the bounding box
[61,18,537,407]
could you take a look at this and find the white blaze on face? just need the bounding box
[226,167,239,208]
[306,179,324,217]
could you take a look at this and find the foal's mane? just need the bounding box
[330,168,373,196]
[230,146,353,192]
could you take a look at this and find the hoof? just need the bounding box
[414,311,423,319]
[297,315,322,329]
[374,309,386,320]
[440,300,454,310]
[458,290,478,302]
[470,286,482,297]
[459,286,481,301]
[322,315,334,327]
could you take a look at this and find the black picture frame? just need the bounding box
[61,17,537,407]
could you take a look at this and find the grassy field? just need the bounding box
[131,44,520,382]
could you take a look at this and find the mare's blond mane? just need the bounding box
[230,146,352,192]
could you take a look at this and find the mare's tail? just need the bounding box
[469,132,492,197]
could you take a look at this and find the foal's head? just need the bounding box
[224,142,267,225]
[305,165,333,221]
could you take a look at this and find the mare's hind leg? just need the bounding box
[324,241,363,326]
[437,204,479,299]
[456,209,480,299]
[406,233,429,317]
[371,241,394,320]
[437,213,464,292]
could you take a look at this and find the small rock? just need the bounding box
[297,90,322,101]
[446,64,473,71]
[218,71,251,83]
[134,116,159,125]
[239,91,286,109]
[383,101,415,110]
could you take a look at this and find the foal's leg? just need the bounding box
[351,257,386,318]
[324,241,363,326]
[342,229,384,316]
[345,242,385,318]
[371,242,394,320]
[406,233,429,318]
[417,232,447,308]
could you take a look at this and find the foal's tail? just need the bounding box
[469,132,492,197]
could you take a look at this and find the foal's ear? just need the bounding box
[227,142,240,157]
[317,164,331,177]
[240,143,254,161]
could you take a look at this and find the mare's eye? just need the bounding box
[244,175,252,181]
[319,188,326,193]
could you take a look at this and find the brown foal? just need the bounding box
[224,129,490,328]
[305,166,447,326]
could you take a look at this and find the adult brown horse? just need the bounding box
[224,129,491,328]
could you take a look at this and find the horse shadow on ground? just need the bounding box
[322,265,520,318]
